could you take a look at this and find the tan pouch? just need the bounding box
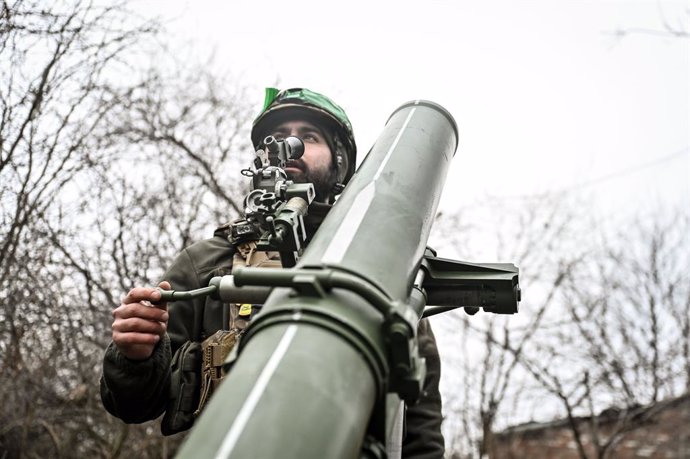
[193,241,281,417]
[194,329,242,416]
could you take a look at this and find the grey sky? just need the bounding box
[135,0,689,218]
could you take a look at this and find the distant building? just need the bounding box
[492,394,690,459]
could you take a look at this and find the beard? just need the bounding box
[285,160,336,203]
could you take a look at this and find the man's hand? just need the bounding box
[112,281,170,360]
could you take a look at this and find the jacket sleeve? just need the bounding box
[99,246,202,423]
[100,335,172,423]
[402,318,445,459]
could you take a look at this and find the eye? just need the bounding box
[302,133,320,142]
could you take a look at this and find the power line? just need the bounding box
[561,145,689,192]
[469,146,690,205]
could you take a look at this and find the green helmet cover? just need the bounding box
[251,88,357,189]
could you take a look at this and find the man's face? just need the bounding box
[267,119,335,201]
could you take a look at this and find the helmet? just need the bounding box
[251,88,357,190]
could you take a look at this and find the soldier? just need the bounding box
[100,88,444,458]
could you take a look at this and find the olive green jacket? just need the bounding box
[100,230,444,458]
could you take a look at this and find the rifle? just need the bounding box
[162,100,520,458]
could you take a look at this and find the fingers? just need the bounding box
[151,281,171,309]
[111,312,165,360]
[123,281,171,310]
[112,282,174,360]
[112,330,161,347]
[112,318,166,358]
[112,304,167,360]
[116,282,173,325]
[113,302,168,322]
[113,315,167,336]
[112,304,168,350]
[122,286,162,305]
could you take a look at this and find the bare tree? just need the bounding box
[0,2,161,456]
[436,194,689,459]
[611,4,690,40]
[0,1,256,457]
[432,194,591,458]
[496,207,690,459]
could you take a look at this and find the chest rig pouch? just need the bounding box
[194,240,282,417]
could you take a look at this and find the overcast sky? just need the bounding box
[134,0,688,220]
